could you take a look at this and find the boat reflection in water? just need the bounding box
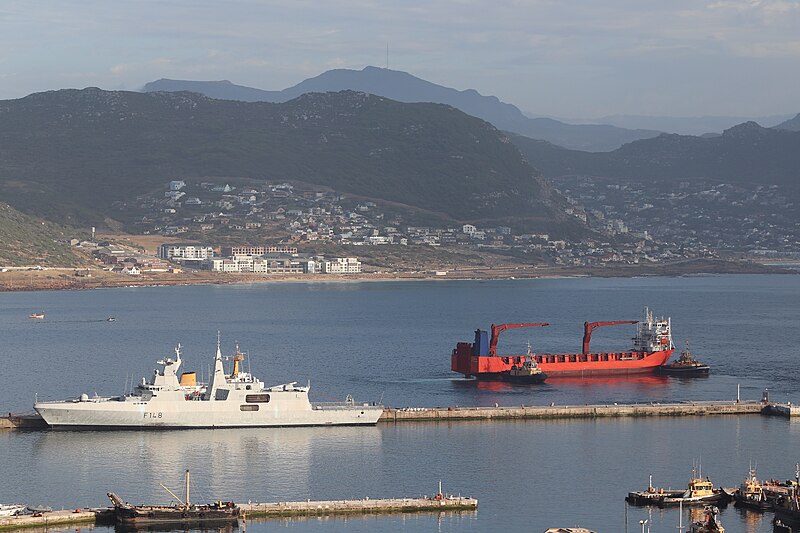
[114,522,238,533]
[30,425,382,508]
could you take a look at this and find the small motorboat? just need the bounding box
[500,343,547,384]
[0,504,26,517]
[28,312,45,320]
[657,341,709,376]
[106,317,116,322]
[690,506,725,532]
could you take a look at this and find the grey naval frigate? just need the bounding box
[34,337,383,429]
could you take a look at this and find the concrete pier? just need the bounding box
[0,401,775,431]
[241,496,478,517]
[0,509,113,531]
[380,401,764,422]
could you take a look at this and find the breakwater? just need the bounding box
[380,401,765,422]
[0,509,114,531]
[241,496,478,517]
[3,400,793,431]
[0,497,476,531]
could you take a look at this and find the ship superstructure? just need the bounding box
[34,336,383,429]
[452,307,674,378]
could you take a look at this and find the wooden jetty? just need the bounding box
[241,495,478,517]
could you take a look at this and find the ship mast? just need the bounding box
[185,469,190,507]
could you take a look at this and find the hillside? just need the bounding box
[143,67,661,151]
[0,202,82,266]
[0,88,582,235]
[775,113,800,132]
[511,121,800,185]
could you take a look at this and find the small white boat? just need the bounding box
[28,312,45,320]
[0,504,26,517]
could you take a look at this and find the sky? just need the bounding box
[1,0,799,118]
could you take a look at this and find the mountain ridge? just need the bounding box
[509,121,800,185]
[0,87,582,235]
[143,67,661,151]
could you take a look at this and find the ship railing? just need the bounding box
[311,401,382,410]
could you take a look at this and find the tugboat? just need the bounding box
[108,470,240,525]
[690,506,725,533]
[659,466,728,507]
[657,342,710,376]
[499,343,547,384]
[626,474,684,506]
[734,466,772,511]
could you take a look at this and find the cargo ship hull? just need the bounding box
[451,308,675,380]
[453,348,673,378]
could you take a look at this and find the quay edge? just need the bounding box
[241,497,478,517]
[379,401,766,422]
[5,401,798,430]
[0,509,114,531]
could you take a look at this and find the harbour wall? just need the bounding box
[0,499,476,531]
[379,401,765,422]
[241,496,478,517]
[4,400,797,431]
[0,509,113,531]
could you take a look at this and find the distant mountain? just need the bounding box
[143,67,661,151]
[588,114,794,136]
[775,113,800,132]
[0,88,582,235]
[511,121,800,185]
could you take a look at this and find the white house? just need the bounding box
[462,224,476,235]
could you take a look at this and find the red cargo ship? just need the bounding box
[452,308,674,378]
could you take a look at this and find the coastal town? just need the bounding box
[100,177,790,276]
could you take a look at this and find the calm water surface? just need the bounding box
[1,275,798,532]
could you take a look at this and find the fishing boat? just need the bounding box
[35,336,383,429]
[689,506,725,532]
[626,474,684,505]
[108,470,240,525]
[0,504,26,517]
[657,342,710,376]
[28,313,45,320]
[733,467,771,511]
[499,343,547,384]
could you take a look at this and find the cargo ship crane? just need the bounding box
[489,323,549,356]
[582,320,638,354]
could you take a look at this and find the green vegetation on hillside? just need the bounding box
[0,202,82,266]
[510,122,800,185]
[0,88,580,234]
